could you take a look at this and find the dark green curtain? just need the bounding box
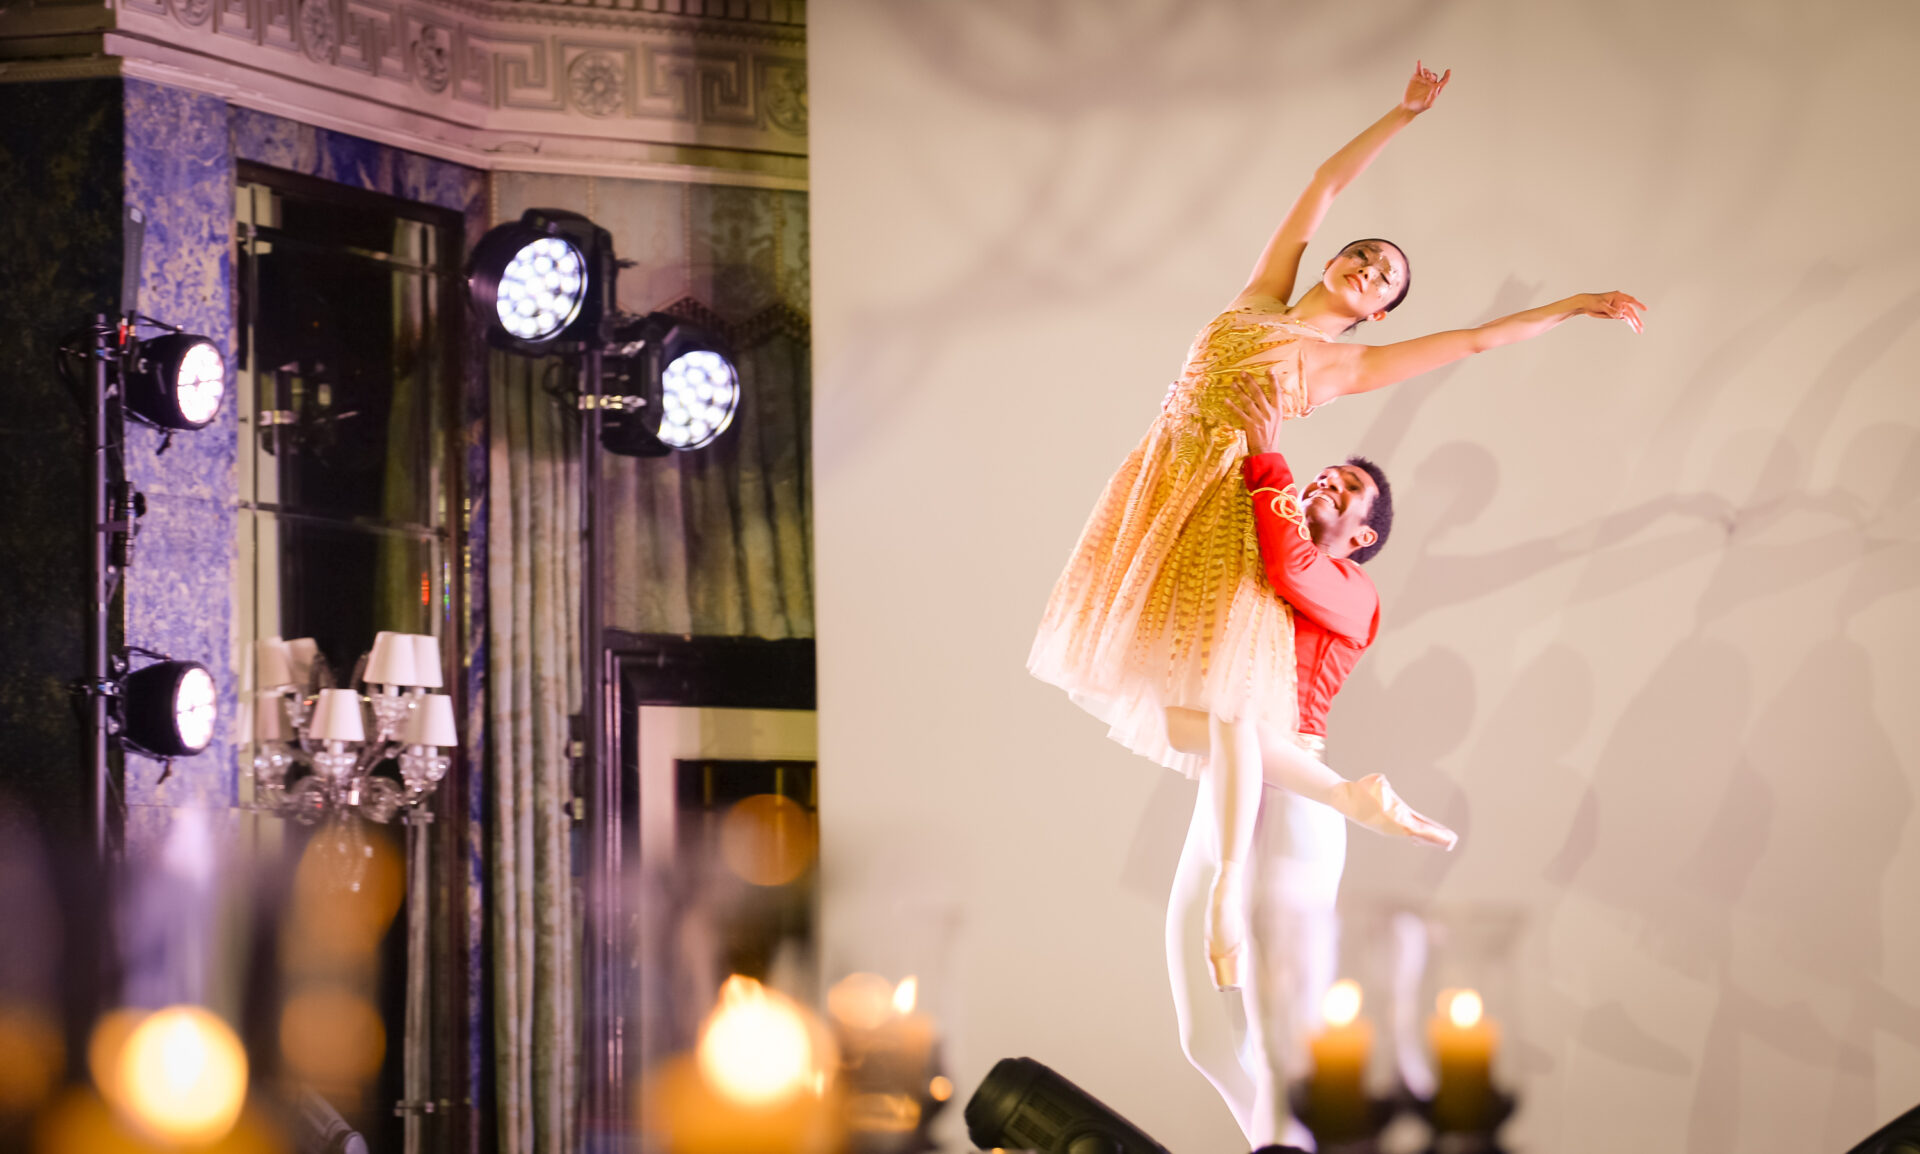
[486,356,581,1154]
[603,305,812,638]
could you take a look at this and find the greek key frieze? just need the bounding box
[87,0,806,155]
[337,0,406,76]
[212,0,263,47]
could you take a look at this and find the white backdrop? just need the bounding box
[808,3,1920,1151]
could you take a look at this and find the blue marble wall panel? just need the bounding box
[122,79,240,817]
[230,106,488,248]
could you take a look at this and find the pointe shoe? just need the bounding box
[1204,862,1248,992]
[1330,774,1459,850]
[1207,939,1246,993]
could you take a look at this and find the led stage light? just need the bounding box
[121,660,218,759]
[468,210,613,353]
[601,312,741,457]
[125,333,226,431]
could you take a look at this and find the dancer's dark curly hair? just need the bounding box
[1345,455,1393,564]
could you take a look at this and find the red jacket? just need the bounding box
[1241,452,1380,738]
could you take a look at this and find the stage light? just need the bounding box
[498,237,586,342]
[121,660,218,759]
[601,312,741,457]
[658,348,739,449]
[965,1057,1175,1154]
[125,332,226,431]
[468,209,613,354]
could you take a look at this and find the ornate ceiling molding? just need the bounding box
[0,0,807,187]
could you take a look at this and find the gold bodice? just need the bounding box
[1156,304,1327,470]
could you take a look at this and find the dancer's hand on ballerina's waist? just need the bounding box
[1222,375,1285,455]
[1567,291,1648,334]
[1398,61,1451,115]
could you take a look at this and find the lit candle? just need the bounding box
[1307,979,1373,1139]
[1428,988,1498,1132]
[826,973,941,1142]
[642,975,842,1154]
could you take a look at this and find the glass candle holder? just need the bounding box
[1409,905,1526,1137]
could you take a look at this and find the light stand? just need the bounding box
[580,341,623,1137]
[469,209,742,1139]
[71,206,230,864]
[472,208,627,1135]
[76,312,221,850]
[86,313,123,860]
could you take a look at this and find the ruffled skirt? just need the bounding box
[1029,412,1299,778]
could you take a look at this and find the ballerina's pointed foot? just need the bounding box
[1204,863,1248,992]
[1207,940,1246,992]
[1333,774,1459,850]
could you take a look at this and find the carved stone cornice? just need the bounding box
[0,0,807,188]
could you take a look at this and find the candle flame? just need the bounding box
[114,1006,249,1146]
[1446,988,1484,1029]
[892,975,918,1016]
[1321,979,1363,1028]
[696,975,815,1108]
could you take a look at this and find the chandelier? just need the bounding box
[248,632,459,824]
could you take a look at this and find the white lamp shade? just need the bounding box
[284,638,319,687]
[252,691,291,742]
[409,634,444,689]
[365,631,418,687]
[309,688,366,742]
[254,638,294,689]
[403,693,459,747]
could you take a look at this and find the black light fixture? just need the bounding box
[467,209,615,354]
[120,658,218,759]
[1848,1103,1920,1154]
[600,311,742,457]
[62,207,233,859]
[965,1057,1178,1154]
[124,331,226,431]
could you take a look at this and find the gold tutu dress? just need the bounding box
[1029,302,1330,778]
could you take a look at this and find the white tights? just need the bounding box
[1168,780,1345,1148]
[1165,709,1349,1149]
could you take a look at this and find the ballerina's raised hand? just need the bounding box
[1402,59,1450,113]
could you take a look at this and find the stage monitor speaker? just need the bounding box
[964,1056,1173,1154]
[1847,1102,1920,1154]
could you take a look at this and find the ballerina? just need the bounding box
[1028,61,1643,1144]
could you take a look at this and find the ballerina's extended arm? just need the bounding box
[1303,291,1648,405]
[1238,62,1449,304]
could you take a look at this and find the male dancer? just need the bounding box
[1163,376,1448,1148]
